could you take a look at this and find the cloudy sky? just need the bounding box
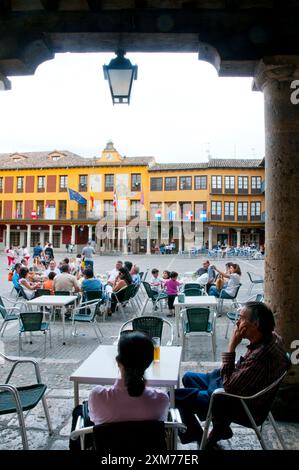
[0,52,265,163]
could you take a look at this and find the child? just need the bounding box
[164,271,181,317]
[43,271,56,294]
[150,268,162,293]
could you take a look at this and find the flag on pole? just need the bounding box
[113,189,118,211]
[155,210,161,221]
[90,190,95,211]
[168,210,176,221]
[186,210,193,221]
[67,188,87,204]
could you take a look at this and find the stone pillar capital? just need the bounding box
[253,57,299,92]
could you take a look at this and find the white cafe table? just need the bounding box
[174,295,218,337]
[70,345,182,407]
[27,295,78,345]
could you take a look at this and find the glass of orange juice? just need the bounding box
[152,337,161,363]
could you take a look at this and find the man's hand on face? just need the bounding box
[228,326,243,352]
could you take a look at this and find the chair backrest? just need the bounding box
[35,289,51,297]
[54,291,70,296]
[184,288,202,297]
[0,297,8,319]
[142,281,156,300]
[120,283,137,302]
[247,272,253,282]
[18,285,30,300]
[20,312,43,332]
[184,283,202,291]
[132,316,163,340]
[92,420,166,454]
[185,307,210,332]
[139,271,144,280]
[84,290,103,302]
[255,293,264,302]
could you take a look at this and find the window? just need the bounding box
[238,176,248,194]
[10,232,20,246]
[104,200,114,216]
[211,201,222,220]
[36,201,44,219]
[238,202,248,220]
[79,175,88,192]
[251,201,261,220]
[131,200,140,217]
[150,202,162,221]
[224,201,235,220]
[150,177,163,191]
[58,201,67,219]
[78,203,87,219]
[37,176,45,192]
[211,176,222,193]
[105,174,114,192]
[30,232,40,247]
[194,175,207,190]
[0,177,3,193]
[165,177,177,191]
[194,201,207,221]
[52,232,61,248]
[16,201,23,219]
[0,201,2,218]
[251,176,262,193]
[224,176,235,193]
[59,175,68,192]
[179,176,192,190]
[17,177,24,193]
[131,174,141,191]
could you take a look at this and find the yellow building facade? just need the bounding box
[0,141,264,254]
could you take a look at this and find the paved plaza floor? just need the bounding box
[0,252,298,451]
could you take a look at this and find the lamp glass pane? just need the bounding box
[109,69,133,96]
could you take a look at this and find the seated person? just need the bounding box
[53,264,80,294]
[208,263,241,299]
[12,263,22,292]
[89,332,169,425]
[175,301,289,447]
[195,260,216,288]
[161,270,170,287]
[107,260,123,285]
[44,260,61,278]
[43,271,56,294]
[130,265,141,285]
[32,256,45,273]
[124,260,133,272]
[18,267,40,299]
[81,267,102,294]
[109,268,132,314]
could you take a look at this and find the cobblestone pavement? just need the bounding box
[0,253,298,451]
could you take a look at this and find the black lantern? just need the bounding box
[103,49,138,105]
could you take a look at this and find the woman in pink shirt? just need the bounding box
[164,271,181,317]
[88,332,169,425]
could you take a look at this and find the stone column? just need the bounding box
[49,224,53,244]
[6,224,10,249]
[208,226,213,250]
[254,58,299,418]
[123,227,128,255]
[71,225,76,245]
[88,224,92,242]
[236,228,241,247]
[146,225,151,255]
[178,222,183,253]
[117,228,121,251]
[27,224,31,250]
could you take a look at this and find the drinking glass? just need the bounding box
[152,337,161,363]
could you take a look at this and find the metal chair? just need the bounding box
[113,284,139,319]
[0,351,52,450]
[118,316,174,345]
[141,281,168,315]
[70,408,185,452]
[247,271,264,295]
[184,283,202,291]
[183,287,203,297]
[0,295,23,337]
[35,288,51,297]
[19,311,51,356]
[217,283,242,316]
[71,299,104,341]
[199,370,288,450]
[180,307,216,360]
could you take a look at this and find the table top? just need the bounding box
[70,345,182,387]
[27,295,78,306]
[174,295,218,307]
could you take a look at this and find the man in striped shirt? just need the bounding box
[175,301,289,446]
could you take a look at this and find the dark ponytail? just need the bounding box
[117,332,154,397]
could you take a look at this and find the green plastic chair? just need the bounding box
[118,315,174,345]
[71,299,104,340]
[141,282,168,315]
[0,295,22,337]
[180,307,216,360]
[0,351,52,450]
[183,287,203,297]
[19,311,51,356]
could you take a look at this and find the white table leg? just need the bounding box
[175,305,180,338]
[62,306,66,345]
